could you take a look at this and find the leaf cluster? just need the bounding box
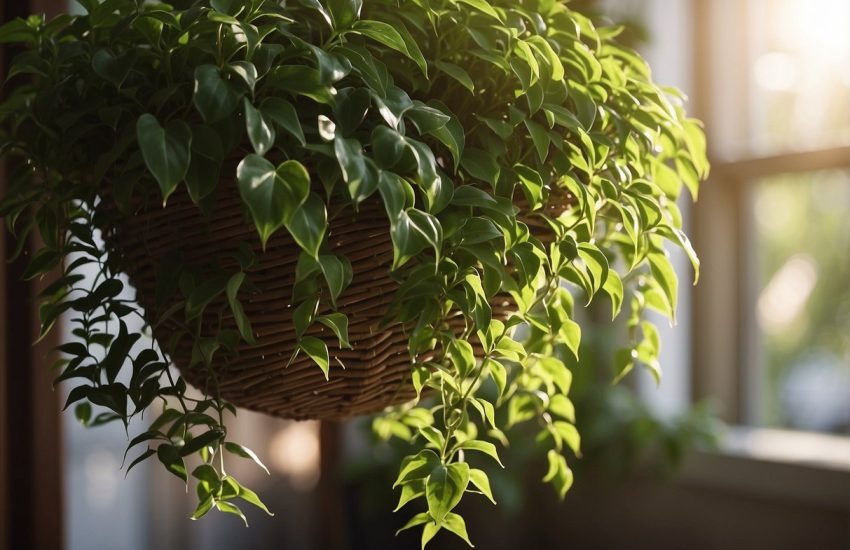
[0,0,707,545]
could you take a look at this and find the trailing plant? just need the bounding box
[0,0,707,546]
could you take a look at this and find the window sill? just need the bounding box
[676,426,850,510]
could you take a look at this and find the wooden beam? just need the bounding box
[712,146,850,182]
[0,1,65,549]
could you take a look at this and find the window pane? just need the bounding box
[752,169,850,432]
[749,0,850,153]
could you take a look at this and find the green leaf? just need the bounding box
[394,450,440,487]
[485,358,507,399]
[447,339,474,378]
[157,444,187,483]
[317,313,351,349]
[261,97,305,145]
[514,164,544,210]
[300,336,330,379]
[460,148,500,188]
[371,125,409,169]
[229,476,274,516]
[648,250,678,322]
[425,462,469,523]
[396,512,431,535]
[326,0,362,28]
[191,495,215,520]
[180,429,224,457]
[136,114,191,204]
[549,394,576,423]
[334,137,378,203]
[317,254,352,307]
[224,442,270,475]
[524,119,550,162]
[422,521,441,549]
[552,421,581,456]
[405,104,450,135]
[243,99,275,155]
[75,402,92,426]
[285,193,327,259]
[435,60,474,93]
[419,426,446,450]
[236,155,310,249]
[542,450,573,499]
[558,318,581,360]
[468,468,496,504]
[216,501,248,527]
[443,513,474,547]
[378,171,415,220]
[351,20,427,76]
[455,439,503,467]
[391,209,443,269]
[394,480,425,511]
[186,125,223,203]
[456,0,502,20]
[602,270,624,319]
[226,272,255,343]
[193,64,241,123]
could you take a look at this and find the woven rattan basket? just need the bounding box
[104,185,571,420]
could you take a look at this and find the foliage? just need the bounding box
[0,0,707,546]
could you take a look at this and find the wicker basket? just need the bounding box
[104,184,571,420]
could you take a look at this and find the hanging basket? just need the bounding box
[102,185,571,420]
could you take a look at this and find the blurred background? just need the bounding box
[2,0,850,548]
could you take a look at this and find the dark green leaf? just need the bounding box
[136,114,191,204]
[285,193,327,259]
[193,64,241,123]
[236,155,310,248]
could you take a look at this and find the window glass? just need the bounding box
[752,169,850,433]
[749,0,850,153]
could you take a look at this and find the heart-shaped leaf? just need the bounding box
[136,114,191,204]
[236,155,310,248]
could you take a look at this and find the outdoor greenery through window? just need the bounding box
[752,170,850,433]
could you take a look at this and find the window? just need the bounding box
[691,0,850,435]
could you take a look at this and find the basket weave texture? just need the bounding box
[105,185,570,420]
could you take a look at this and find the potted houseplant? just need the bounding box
[0,0,708,546]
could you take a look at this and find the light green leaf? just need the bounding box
[447,339,474,378]
[351,20,427,76]
[216,501,248,527]
[317,313,351,349]
[394,481,425,512]
[468,468,496,504]
[455,440,503,467]
[394,450,441,487]
[444,513,474,547]
[648,250,678,322]
[426,462,469,523]
[456,0,502,20]
[300,336,330,379]
[396,512,431,535]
